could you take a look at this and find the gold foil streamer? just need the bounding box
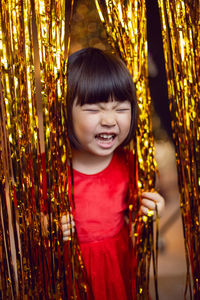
[34,0,89,298]
[95,1,158,299]
[0,0,89,298]
[0,0,38,297]
[157,1,200,298]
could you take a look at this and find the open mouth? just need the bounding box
[95,133,116,142]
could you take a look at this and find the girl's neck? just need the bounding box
[72,149,114,175]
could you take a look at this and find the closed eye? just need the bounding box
[116,108,130,112]
[82,109,99,112]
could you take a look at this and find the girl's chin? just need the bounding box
[90,145,118,158]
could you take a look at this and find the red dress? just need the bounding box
[68,149,136,300]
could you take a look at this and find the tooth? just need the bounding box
[100,134,112,138]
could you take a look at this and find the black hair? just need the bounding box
[66,47,138,147]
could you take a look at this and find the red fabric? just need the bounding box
[80,225,136,300]
[67,149,136,300]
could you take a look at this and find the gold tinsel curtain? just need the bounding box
[95,1,158,299]
[157,1,200,299]
[1,0,199,299]
[0,0,89,298]
[0,0,159,298]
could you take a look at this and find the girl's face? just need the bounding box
[72,99,131,158]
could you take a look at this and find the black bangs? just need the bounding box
[67,48,135,105]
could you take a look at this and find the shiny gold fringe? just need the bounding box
[95,1,158,299]
[157,1,200,299]
[0,1,37,297]
[0,0,89,298]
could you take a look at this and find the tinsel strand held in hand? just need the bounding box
[157,1,200,299]
[95,1,159,299]
[0,0,90,298]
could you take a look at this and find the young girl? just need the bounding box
[62,47,165,300]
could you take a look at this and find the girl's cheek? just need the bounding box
[120,115,131,130]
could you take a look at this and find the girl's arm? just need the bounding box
[140,192,165,217]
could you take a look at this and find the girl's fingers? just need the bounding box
[61,215,67,224]
[63,236,71,242]
[62,222,75,232]
[63,230,70,237]
[141,192,165,217]
[62,226,75,241]
[141,192,163,202]
[61,212,75,241]
[141,198,156,210]
[61,218,75,227]
[140,205,151,216]
[63,227,75,236]
[62,224,69,231]
[41,213,75,241]
[61,213,74,224]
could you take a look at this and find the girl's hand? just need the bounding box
[61,213,75,241]
[140,192,165,218]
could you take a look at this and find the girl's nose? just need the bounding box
[100,112,116,127]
